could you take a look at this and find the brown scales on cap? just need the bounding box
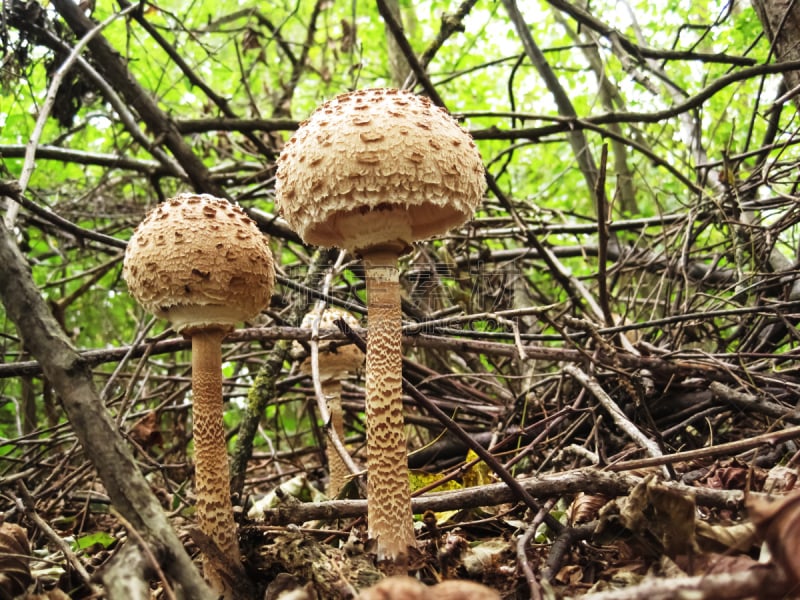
[275,87,484,253]
[357,576,500,599]
[123,193,274,598]
[276,88,485,568]
[123,193,274,332]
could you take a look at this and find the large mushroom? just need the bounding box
[123,193,275,596]
[275,88,485,565]
[297,306,364,496]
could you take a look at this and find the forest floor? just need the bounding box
[3,355,800,600]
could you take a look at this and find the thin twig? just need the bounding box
[14,483,97,591]
[5,4,138,228]
[608,422,800,472]
[517,498,555,600]
[111,508,177,600]
[308,266,363,480]
[579,563,793,599]
[563,364,670,479]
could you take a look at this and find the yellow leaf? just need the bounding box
[463,449,493,488]
[408,470,461,493]
[409,470,462,524]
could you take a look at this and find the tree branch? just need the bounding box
[50,0,224,197]
[0,217,214,598]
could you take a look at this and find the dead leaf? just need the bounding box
[615,475,697,558]
[702,458,765,491]
[618,475,652,535]
[568,492,610,525]
[748,491,800,585]
[461,539,509,578]
[695,520,757,553]
[647,482,696,557]
[694,553,761,575]
[555,564,583,585]
[0,522,31,599]
[763,465,797,495]
[128,411,163,450]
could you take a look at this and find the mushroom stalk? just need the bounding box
[274,87,485,569]
[321,380,348,496]
[362,248,414,566]
[190,327,239,591]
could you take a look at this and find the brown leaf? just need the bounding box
[702,458,765,491]
[0,522,32,599]
[128,410,163,450]
[555,564,584,585]
[568,492,610,525]
[699,553,761,575]
[763,465,797,495]
[714,465,749,489]
[647,482,696,557]
[748,491,800,585]
[616,475,697,558]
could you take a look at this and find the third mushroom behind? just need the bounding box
[297,306,364,497]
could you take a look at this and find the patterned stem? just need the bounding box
[191,328,239,595]
[362,249,414,567]
[322,380,348,496]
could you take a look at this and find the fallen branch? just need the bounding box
[564,364,669,479]
[0,219,214,598]
[250,468,748,525]
[579,563,793,600]
[608,423,800,472]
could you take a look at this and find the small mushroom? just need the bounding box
[275,88,485,565]
[123,193,275,596]
[297,306,364,496]
[357,576,500,600]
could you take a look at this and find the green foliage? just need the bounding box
[72,531,116,551]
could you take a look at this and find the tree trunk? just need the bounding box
[753,0,800,103]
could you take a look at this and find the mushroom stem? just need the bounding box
[322,380,348,496]
[362,248,415,567]
[190,327,240,593]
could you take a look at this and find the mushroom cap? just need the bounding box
[275,88,485,253]
[296,307,364,380]
[123,193,275,333]
[358,577,500,600]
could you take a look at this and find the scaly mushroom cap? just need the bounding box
[296,307,364,380]
[123,193,275,333]
[275,88,485,253]
[358,577,500,600]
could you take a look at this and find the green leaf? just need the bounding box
[72,531,116,551]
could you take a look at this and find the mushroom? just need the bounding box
[122,193,275,596]
[297,306,364,496]
[357,576,500,600]
[275,88,485,564]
